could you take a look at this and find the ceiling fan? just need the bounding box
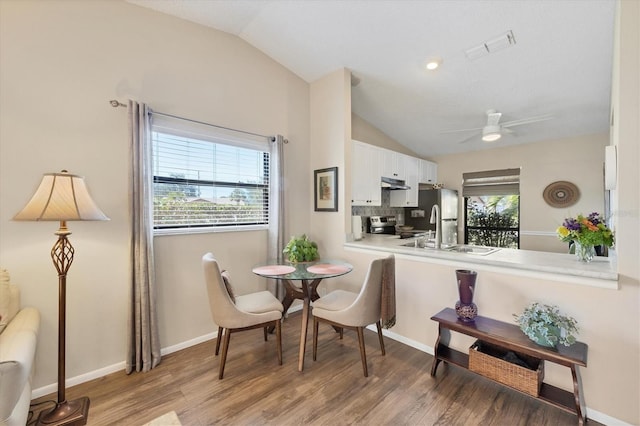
[442,109,554,144]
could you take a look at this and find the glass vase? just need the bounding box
[574,241,596,263]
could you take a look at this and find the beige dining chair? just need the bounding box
[202,253,284,379]
[311,255,393,377]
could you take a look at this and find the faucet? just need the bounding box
[430,204,441,249]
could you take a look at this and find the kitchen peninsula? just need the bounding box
[344,234,618,289]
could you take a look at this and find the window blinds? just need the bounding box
[150,113,271,229]
[462,168,521,196]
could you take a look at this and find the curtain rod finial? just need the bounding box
[110,100,126,108]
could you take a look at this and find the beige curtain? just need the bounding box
[267,135,286,298]
[126,100,161,373]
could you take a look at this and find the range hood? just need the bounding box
[381,176,411,190]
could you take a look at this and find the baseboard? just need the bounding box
[33,315,630,426]
[32,331,219,399]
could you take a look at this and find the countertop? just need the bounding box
[344,234,618,289]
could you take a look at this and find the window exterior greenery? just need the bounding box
[465,195,520,248]
[152,131,270,230]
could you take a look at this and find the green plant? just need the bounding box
[556,212,614,247]
[513,302,579,347]
[283,234,319,262]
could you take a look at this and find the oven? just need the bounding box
[368,215,397,234]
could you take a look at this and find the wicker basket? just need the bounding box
[469,340,544,397]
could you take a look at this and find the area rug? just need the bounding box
[142,411,182,426]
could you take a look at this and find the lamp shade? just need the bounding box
[14,171,109,221]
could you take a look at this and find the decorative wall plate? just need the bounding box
[543,181,580,208]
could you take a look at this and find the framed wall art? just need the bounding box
[314,167,338,212]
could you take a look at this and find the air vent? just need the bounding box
[465,30,516,60]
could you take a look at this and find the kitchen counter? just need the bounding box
[344,234,618,289]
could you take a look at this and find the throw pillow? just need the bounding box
[220,270,236,304]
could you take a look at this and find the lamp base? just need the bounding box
[36,397,90,426]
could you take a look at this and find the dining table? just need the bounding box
[252,258,353,371]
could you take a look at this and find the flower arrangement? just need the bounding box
[283,234,319,262]
[513,302,579,347]
[556,212,614,247]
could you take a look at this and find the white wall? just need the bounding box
[0,0,309,389]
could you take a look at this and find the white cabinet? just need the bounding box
[390,155,420,207]
[352,140,437,208]
[351,140,382,206]
[380,149,405,180]
[419,159,438,184]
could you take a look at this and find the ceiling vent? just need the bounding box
[465,30,516,60]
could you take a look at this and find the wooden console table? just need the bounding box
[430,308,588,424]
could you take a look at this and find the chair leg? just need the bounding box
[215,326,223,356]
[275,319,283,365]
[376,321,386,356]
[312,317,319,361]
[264,326,268,342]
[356,327,368,377]
[219,328,232,379]
[339,327,344,339]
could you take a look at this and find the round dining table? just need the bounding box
[252,259,353,371]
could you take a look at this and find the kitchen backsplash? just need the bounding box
[351,190,406,223]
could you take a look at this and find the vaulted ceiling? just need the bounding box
[128,0,616,157]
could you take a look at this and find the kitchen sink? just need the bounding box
[399,241,499,255]
[444,245,500,255]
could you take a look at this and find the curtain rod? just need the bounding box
[109,100,285,143]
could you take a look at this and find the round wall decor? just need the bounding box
[543,181,580,208]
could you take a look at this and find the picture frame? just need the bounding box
[314,167,338,212]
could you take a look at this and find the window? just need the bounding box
[462,169,520,248]
[151,115,271,231]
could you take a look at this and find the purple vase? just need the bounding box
[455,269,477,322]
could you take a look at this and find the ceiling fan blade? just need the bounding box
[457,132,481,144]
[440,126,484,134]
[501,114,554,128]
[502,127,516,135]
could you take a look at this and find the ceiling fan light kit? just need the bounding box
[482,125,502,142]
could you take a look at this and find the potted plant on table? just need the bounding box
[283,234,319,263]
[514,302,579,348]
[556,212,614,262]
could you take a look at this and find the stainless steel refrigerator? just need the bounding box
[404,188,459,247]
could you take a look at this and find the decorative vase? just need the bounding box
[455,269,477,322]
[574,241,596,263]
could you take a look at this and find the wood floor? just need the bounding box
[29,312,598,425]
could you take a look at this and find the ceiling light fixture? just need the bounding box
[482,125,502,142]
[425,57,442,71]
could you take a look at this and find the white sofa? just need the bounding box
[0,270,40,426]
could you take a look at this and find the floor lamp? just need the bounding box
[14,170,109,426]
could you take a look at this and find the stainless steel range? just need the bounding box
[368,215,397,234]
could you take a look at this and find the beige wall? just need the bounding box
[434,133,608,252]
[0,0,309,389]
[352,113,419,157]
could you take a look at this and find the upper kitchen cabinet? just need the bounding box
[419,159,438,184]
[351,140,382,206]
[390,154,420,207]
[380,148,405,180]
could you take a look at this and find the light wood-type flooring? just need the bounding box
[29,312,599,425]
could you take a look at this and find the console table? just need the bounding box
[430,308,588,424]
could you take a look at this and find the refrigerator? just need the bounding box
[404,188,459,247]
